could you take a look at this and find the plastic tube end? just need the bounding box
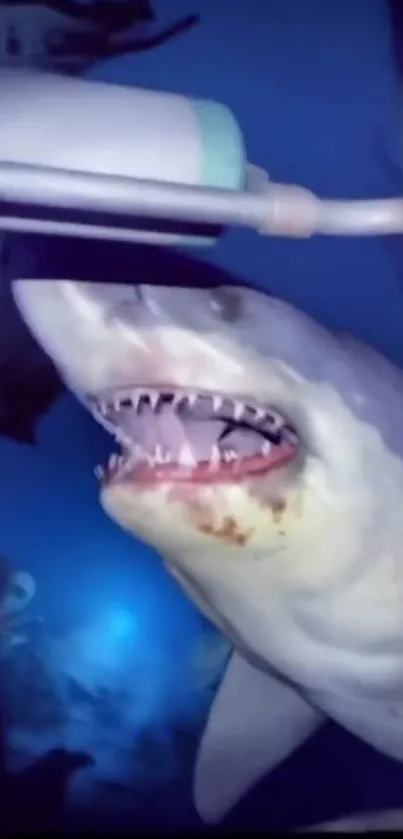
[259,183,320,238]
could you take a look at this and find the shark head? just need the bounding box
[12,275,403,594]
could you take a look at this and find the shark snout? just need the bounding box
[12,279,263,399]
[12,279,189,394]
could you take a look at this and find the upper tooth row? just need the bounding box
[94,389,283,428]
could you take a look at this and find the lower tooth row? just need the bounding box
[94,439,274,480]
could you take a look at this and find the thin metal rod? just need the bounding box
[0,215,212,246]
[0,162,266,229]
[2,161,403,239]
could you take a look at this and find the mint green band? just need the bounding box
[192,99,246,189]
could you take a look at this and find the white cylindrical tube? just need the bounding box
[0,69,246,246]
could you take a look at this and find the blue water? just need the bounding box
[2,0,403,831]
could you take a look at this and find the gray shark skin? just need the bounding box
[11,273,403,824]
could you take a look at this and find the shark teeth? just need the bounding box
[94,439,278,482]
[91,386,286,432]
[90,386,298,482]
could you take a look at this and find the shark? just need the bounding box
[11,271,403,824]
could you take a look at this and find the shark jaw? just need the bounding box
[92,382,303,559]
[92,385,299,486]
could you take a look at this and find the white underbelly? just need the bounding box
[169,558,403,702]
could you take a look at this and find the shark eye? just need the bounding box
[114,290,139,309]
[209,288,242,323]
[105,287,142,321]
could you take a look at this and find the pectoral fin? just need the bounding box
[194,651,324,823]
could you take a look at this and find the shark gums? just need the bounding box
[11,276,403,824]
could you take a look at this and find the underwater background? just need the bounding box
[2,0,403,832]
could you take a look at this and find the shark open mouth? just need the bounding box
[91,387,299,485]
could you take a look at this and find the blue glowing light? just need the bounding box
[71,607,138,682]
[106,607,136,642]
